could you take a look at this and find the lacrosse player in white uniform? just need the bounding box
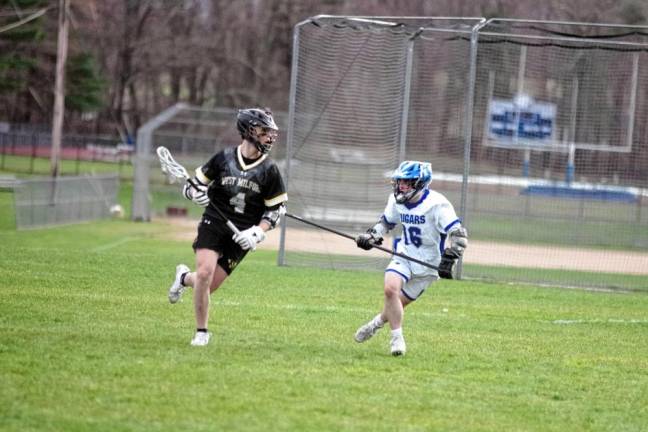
[354,160,468,356]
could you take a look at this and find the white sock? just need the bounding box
[372,314,385,327]
[391,328,403,338]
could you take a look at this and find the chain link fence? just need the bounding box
[129,17,648,289]
[13,174,120,229]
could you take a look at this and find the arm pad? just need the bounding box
[261,204,286,229]
[183,176,208,200]
[446,226,468,257]
[370,220,389,238]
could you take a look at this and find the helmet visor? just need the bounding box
[393,178,416,190]
[259,127,278,140]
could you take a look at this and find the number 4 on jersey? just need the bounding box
[229,192,246,214]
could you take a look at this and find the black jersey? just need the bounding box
[196,146,287,230]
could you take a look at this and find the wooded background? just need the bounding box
[1,0,647,139]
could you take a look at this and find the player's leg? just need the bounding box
[168,263,192,303]
[354,275,396,343]
[168,259,226,301]
[354,312,385,343]
[209,265,229,293]
[389,276,435,356]
[191,248,219,346]
[387,290,412,356]
[354,261,409,344]
[383,272,409,356]
[383,271,406,329]
[194,248,218,328]
[169,215,223,304]
[183,258,231,346]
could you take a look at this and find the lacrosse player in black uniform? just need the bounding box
[168,107,288,346]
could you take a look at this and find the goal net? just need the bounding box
[279,16,648,289]
[465,21,648,287]
[279,17,479,271]
[132,17,648,290]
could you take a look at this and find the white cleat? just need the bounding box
[190,331,211,346]
[354,319,384,343]
[168,264,190,304]
[390,334,406,356]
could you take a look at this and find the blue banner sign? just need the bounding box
[489,97,556,145]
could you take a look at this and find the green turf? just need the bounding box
[468,214,648,251]
[3,156,647,249]
[0,154,133,179]
[464,263,648,293]
[0,190,15,230]
[282,250,648,293]
[1,220,647,431]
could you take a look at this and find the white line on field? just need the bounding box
[215,300,645,325]
[214,299,457,319]
[553,319,648,325]
[91,237,138,252]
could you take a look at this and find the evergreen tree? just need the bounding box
[66,52,105,114]
[0,0,47,120]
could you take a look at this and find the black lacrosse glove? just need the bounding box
[438,249,460,279]
[356,229,383,250]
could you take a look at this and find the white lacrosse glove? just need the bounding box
[232,225,266,251]
[182,178,209,207]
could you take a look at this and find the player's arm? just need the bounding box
[356,216,394,250]
[438,223,469,279]
[260,202,286,230]
[182,167,212,207]
[232,192,287,251]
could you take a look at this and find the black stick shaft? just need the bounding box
[285,212,439,271]
[157,149,240,236]
[209,204,240,235]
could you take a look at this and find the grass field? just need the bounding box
[1,220,647,431]
[0,154,133,179]
[3,153,647,250]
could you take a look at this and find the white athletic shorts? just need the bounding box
[385,257,438,301]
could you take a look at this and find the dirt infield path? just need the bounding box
[162,218,648,276]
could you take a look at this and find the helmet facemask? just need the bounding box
[392,178,425,204]
[248,126,278,154]
[237,108,279,155]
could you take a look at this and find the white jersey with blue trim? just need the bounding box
[382,189,461,276]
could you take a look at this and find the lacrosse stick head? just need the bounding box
[156,146,190,183]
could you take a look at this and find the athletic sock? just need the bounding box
[197,328,208,333]
[180,272,188,286]
[391,328,403,338]
[373,314,385,327]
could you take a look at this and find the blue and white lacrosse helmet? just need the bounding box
[391,160,432,203]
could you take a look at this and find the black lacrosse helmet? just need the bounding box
[236,108,278,154]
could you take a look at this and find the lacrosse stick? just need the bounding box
[155,146,241,235]
[157,145,191,183]
[285,213,439,271]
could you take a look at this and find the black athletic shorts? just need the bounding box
[192,214,248,275]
